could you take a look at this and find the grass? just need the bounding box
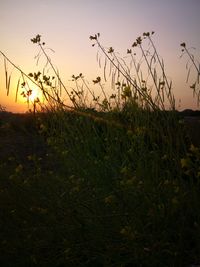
[0,32,200,266]
[0,109,200,267]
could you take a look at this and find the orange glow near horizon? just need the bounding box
[0,73,47,113]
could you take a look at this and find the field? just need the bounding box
[0,108,200,267]
[1,32,200,267]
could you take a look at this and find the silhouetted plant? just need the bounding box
[180,42,200,106]
[0,33,200,267]
[90,31,175,111]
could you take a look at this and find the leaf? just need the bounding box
[4,58,8,90]
[161,58,165,69]
[190,83,196,90]
[93,76,101,84]
[186,67,191,83]
[15,78,21,102]
[7,73,11,96]
[180,42,186,48]
[132,42,137,48]
[31,34,41,44]
[136,36,142,45]
[143,32,150,37]
[198,63,200,83]
[104,57,107,82]
[89,35,97,40]
[98,54,101,69]
[108,47,114,53]
[21,81,26,87]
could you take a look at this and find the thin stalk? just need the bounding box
[183,46,200,75]
[38,43,77,107]
[148,36,175,109]
[95,38,156,110]
[0,50,72,110]
[138,43,165,109]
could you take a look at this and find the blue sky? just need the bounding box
[0,0,200,112]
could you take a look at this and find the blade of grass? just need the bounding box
[104,57,107,82]
[15,77,21,102]
[7,72,12,96]
[4,58,8,92]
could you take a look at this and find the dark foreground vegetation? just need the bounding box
[0,108,200,267]
[1,32,200,266]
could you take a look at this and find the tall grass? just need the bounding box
[180,42,200,106]
[0,33,200,267]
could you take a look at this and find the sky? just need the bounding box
[0,0,200,112]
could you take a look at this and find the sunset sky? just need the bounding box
[0,0,200,112]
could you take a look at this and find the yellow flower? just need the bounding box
[190,144,199,153]
[39,123,47,133]
[27,155,34,160]
[120,226,135,239]
[120,227,127,235]
[15,164,23,173]
[104,195,115,204]
[135,126,146,135]
[180,158,189,168]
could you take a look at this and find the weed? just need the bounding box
[0,33,200,267]
[180,42,200,106]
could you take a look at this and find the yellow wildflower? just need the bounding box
[104,195,115,204]
[15,164,23,173]
[190,144,199,153]
[180,158,190,168]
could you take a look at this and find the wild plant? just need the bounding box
[90,31,175,111]
[0,33,200,267]
[0,36,75,113]
[180,42,200,106]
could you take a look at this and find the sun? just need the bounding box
[28,88,41,102]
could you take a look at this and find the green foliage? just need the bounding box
[1,108,200,267]
[0,33,200,267]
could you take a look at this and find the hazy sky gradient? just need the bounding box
[0,0,200,112]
